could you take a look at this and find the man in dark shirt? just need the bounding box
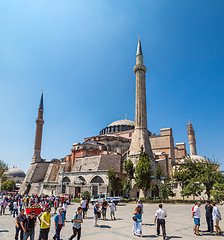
[15,209,26,240]
[101,199,108,221]
[21,211,37,240]
[205,201,213,232]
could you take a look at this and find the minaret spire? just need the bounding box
[32,92,44,163]
[187,121,197,156]
[129,37,153,163]
[136,36,143,56]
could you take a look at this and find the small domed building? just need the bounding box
[4,166,26,188]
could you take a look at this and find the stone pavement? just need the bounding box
[1,202,224,240]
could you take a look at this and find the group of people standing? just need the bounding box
[192,201,222,236]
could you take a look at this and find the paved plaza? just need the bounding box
[1,203,224,240]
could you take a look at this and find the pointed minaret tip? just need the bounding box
[39,91,44,110]
[136,36,143,56]
[125,114,127,120]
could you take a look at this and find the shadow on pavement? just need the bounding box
[166,236,182,239]
[142,223,155,226]
[99,225,111,228]
[0,230,9,232]
[142,235,157,238]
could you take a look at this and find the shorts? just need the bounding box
[194,218,200,226]
[102,209,106,216]
[215,219,220,226]
[110,211,115,216]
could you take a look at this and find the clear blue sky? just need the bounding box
[0,0,223,173]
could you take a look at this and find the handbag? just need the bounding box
[132,216,137,221]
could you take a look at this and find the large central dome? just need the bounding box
[100,118,135,135]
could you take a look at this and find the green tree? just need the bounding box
[0,160,8,182]
[211,182,224,203]
[135,146,153,199]
[181,179,204,200]
[123,159,135,198]
[82,191,91,199]
[160,178,175,200]
[197,159,223,200]
[1,179,16,191]
[107,168,123,196]
[152,164,163,199]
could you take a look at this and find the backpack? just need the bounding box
[71,212,78,223]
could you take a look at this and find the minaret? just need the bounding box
[129,37,153,162]
[32,91,44,163]
[187,121,197,156]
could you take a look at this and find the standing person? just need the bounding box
[101,199,108,221]
[154,204,167,240]
[94,203,101,227]
[13,200,19,218]
[69,207,83,240]
[132,205,143,237]
[85,198,89,218]
[80,199,86,219]
[192,202,201,236]
[38,207,51,240]
[53,208,65,240]
[205,201,213,233]
[62,201,68,219]
[0,198,7,215]
[21,211,37,240]
[211,203,222,236]
[109,200,116,220]
[15,209,26,240]
[54,199,59,214]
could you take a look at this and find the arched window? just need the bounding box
[90,176,104,184]
[63,177,70,182]
[78,176,86,182]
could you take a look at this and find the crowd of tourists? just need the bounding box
[1,191,224,239]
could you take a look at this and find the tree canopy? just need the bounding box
[1,179,16,191]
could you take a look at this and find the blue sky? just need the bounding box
[0,0,223,173]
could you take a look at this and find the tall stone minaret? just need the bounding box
[32,92,44,163]
[129,37,153,162]
[187,121,197,156]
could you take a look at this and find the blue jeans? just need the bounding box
[53,226,62,240]
[23,230,34,240]
[206,216,213,232]
[13,209,18,218]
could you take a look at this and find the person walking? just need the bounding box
[38,207,51,240]
[132,205,143,237]
[62,201,68,219]
[205,201,213,233]
[69,207,83,240]
[192,202,201,236]
[80,199,86,219]
[211,203,222,236]
[53,208,65,240]
[13,200,19,218]
[0,197,7,215]
[154,204,167,240]
[101,199,108,221]
[15,209,26,240]
[109,200,116,220]
[54,199,59,214]
[21,211,37,240]
[94,203,101,227]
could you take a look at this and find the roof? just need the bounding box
[108,119,135,127]
[5,166,26,178]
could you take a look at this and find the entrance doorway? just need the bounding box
[75,187,81,198]
[92,186,98,197]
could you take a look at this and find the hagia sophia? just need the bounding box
[19,38,205,199]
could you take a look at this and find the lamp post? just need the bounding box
[61,170,64,194]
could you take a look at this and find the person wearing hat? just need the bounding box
[53,208,65,240]
[109,200,116,220]
[94,202,102,227]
